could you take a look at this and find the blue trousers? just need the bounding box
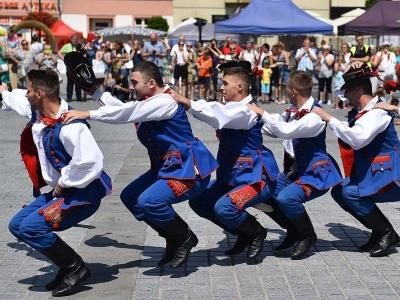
[8,192,100,252]
[189,175,277,229]
[274,172,328,220]
[331,176,400,217]
[120,169,211,226]
[66,75,82,101]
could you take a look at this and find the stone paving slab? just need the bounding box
[1,85,400,299]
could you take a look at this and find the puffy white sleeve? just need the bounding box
[58,122,104,188]
[188,100,258,130]
[328,109,392,150]
[89,94,178,124]
[1,89,32,118]
[260,111,326,139]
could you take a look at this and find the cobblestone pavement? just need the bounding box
[1,84,400,299]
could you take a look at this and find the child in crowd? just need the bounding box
[260,60,272,103]
[196,49,212,100]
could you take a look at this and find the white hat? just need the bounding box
[382,41,390,46]
[224,55,233,61]
[218,54,225,59]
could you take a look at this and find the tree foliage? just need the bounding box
[22,12,56,29]
[365,0,378,9]
[147,16,169,32]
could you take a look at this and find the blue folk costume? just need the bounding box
[118,98,218,269]
[7,106,111,297]
[331,104,400,257]
[188,99,279,259]
[9,109,112,251]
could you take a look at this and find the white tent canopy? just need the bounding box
[169,17,240,41]
[332,8,366,33]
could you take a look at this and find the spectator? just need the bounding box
[105,40,112,52]
[29,34,43,56]
[142,33,167,76]
[85,37,98,67]
[274,42,290,104]
[215,54,225,102]
[341,42,351,64]
[239,41,259,100]
[171,41,188,95]
[170,35,186,58]
[113,40,129,78]
[125,40,132,55]
[390,97,400,124]
[93,33,101,48]
[220,36,242,55]
[186,41,198,101]
[0,41,10,89]
[10,39,35,88]
[228,44,240,61]
[350,33,371,68]
[37,44,58,72]
[207,38,222,101]
[195,41,204,57]
[376,41,396,81]
[295,38,317,73]
[316,40,326,57]
[196,49,212,100]
[369,44,380,94]
[57,34,83,102]
[97,42,113,90]
[395,46,400,65]
[4,27,19,89]
[260,60,272,103]
[316,44,334,105]
[105,72,130,103]
[161,38,171,85]
[333,54,348,109]
[130,39,143,66]
[257,43,272,100]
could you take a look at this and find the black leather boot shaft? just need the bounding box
[236,214,267,259]
[290,211,317,260]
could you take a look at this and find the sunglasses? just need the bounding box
[22,43,28,45]
[356,38,364,42]
[178,44,184,46]
[230,47,236,50]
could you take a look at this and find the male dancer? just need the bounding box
[248,70,342,259]
[313,62,400,257]
[1,69,112,297]
[170,61,280,259]
[63,60,218,268]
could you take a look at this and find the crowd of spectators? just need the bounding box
[0,29,399,106]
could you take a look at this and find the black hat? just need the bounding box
[340,63,374,91]
[218,60,252,73]
[64,51,104,88]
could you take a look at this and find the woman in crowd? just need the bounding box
[10,40,34,88]
[228,43,240,61]
[161,38,171,85]
[4,27,19,89]
[36,44,58,72]
[113,40,129,78]
[0,41,10,88]
[341,42,351,64]
[273,42,290,104]
[207,39,222,100]
[186,42,198,101]
[316,44,334,105]
[99,41,113,89]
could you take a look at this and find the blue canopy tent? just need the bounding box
[215,0,333,35]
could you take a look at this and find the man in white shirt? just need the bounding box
[62,60,218,269]
[169,61,280,260]
[1,69,111,297]
[313,62,400,257]
[295,39,317,72]
[247,70,342,259]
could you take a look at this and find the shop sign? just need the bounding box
[0,2,58,11]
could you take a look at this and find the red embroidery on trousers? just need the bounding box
[227,182,266,210]
[167,179,195,197]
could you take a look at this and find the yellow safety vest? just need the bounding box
[350,45,371,68]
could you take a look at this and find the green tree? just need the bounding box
[365,0,378,9]
[147,16,169,32]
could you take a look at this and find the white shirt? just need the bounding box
[260,97,326,157]
[257,51,272,69]
[2,89,104,189]
[188,95,258,130]
[170,43,192,57]
[240,50,258,69]
[328,96,392,150]
[90,90,178,124]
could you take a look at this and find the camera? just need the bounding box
[152,50,157,55]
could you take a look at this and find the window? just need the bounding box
[135,18,148,27]
[90,19,112,31]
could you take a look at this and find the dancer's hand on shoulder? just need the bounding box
[63,110,90,124]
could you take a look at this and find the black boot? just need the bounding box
[210,218,251,256]
[41,236,91,297]
[143,218,175,266]
[360,231,380,251]
[264,203,298,251]
[161,213,198,268]
[357,205,400,257]
[290,211,317,260]
[236,214,267,259]
[44,268,65,291]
